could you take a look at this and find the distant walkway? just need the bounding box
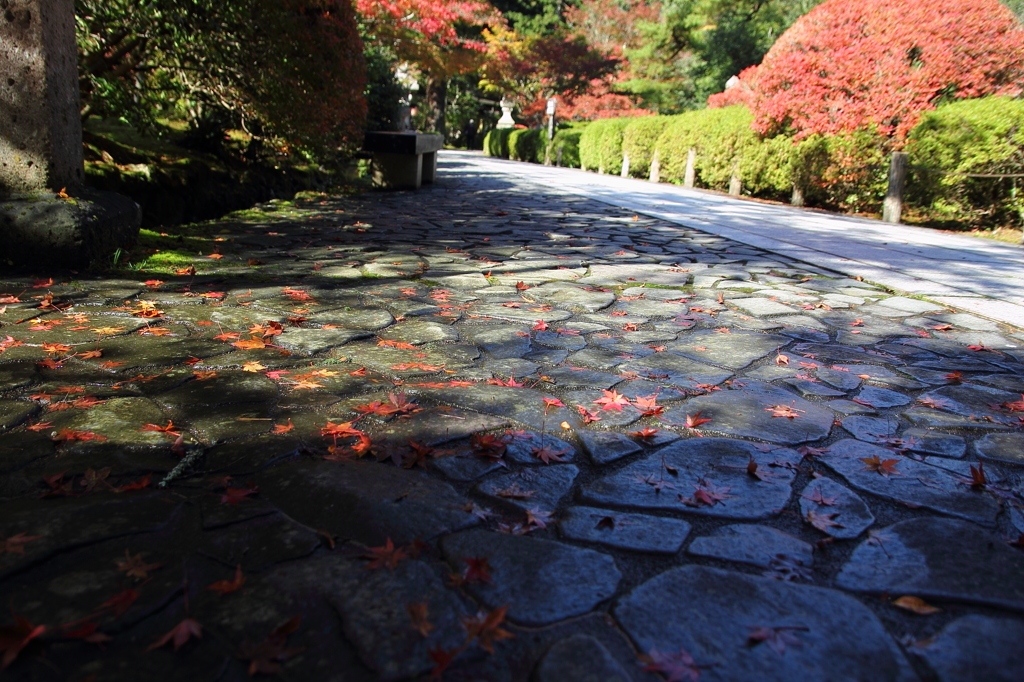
[445,151,1024,327]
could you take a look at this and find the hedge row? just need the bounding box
[483,122,590,168]
[484,96,1024,228]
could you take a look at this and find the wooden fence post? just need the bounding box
[729,162,742,196]
[883,151,908,223]
[791,185,805,207]
[683,148,697,188]
[621,150,630,178]
[556,146,563,167]
[649,150,660,183]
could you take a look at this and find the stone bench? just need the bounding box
[363,132,444,190]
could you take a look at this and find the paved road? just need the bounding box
[0,158,1022,681]
[448,151,1024,327]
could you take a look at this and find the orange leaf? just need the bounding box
[271,419,295,434]
[892,596,941,615]
[207,565,246,595]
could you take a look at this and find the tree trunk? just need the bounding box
[423,76,447,140]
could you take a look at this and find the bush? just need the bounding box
[547,124,588,168]
[483,128,513,158]
[740,134,797,200]
[509,128,545,163]
[579,118,631,173]
[655,108,756,189]
[622,116,674,178]
[906,96,1024,228]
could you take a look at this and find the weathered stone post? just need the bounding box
[1,0,139,268]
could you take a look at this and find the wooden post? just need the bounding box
[556,146,563,167]
[649,149,660,183]
[883,151,909,223]
[791,185,805,207]
[729,162,742,196]
[683,148,697,188]
[621,150,630,178]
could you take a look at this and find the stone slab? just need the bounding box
[836,517,1024,611]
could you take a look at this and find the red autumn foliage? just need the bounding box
[749,0,1024,140]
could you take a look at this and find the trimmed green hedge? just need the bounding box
[488,96,1023,228]
[622,116,674,178]
[579,118,632,174]
[906,96,1024,228]
[509,128,544,163]
[654,107,755,190]
[547,123,588,168]
[483,128,513,159]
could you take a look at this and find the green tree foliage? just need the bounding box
[77,0,367,161]
[626,0,821,112]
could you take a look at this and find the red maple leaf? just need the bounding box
[377,338,418,349]
[641,647,713,682]
[685,412,712,429]
[0,613,46,669]
[860,455,900,477]
[532,445,570,464]
[593,389,630,412]
[462,556,494,584]
[577,405,602,423]
[207,565,246,595]
[633,394,664,417]
[140,421,180,437]
[220,486,258,505]
[541,397,565,413]
[462,606,514,653]
[362,538,409,570]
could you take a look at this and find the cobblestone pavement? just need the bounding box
[2,158,1023,681]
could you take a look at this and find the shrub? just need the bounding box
[509,128,545,163]
[906,96,1024,228]
[655,107,756,190]
[547,124,588,167]
[751,0,1024,141]
[740,134,797,200]
[483,128,513,158]
[579,118,631,173]
[622,116,673,178]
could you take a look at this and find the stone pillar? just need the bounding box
[1,0,83,193]
[1,0,139,267]
[496,98,515,130]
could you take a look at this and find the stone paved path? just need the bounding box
[447,151,1024,328]
[1,156,1023,681]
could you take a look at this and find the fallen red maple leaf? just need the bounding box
[0,614,46,669]
[220,486,258,505]
[593,389,630,412]
[1,532,44,555]
[532,445,570,464]
[685,412,712,429]
[641,647,713,682]
[633,394,664,417]
[140,421,180,437]
[462,556,494,584]
[362,538,408,570]
[462,606,514,653]
[242,616,305,676]
[207,565,246,595]
[146,618,202,652]
[860,454,900,477]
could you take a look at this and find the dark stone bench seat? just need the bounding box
[363,132,444,190]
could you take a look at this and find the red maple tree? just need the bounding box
[748,0,1024,140]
